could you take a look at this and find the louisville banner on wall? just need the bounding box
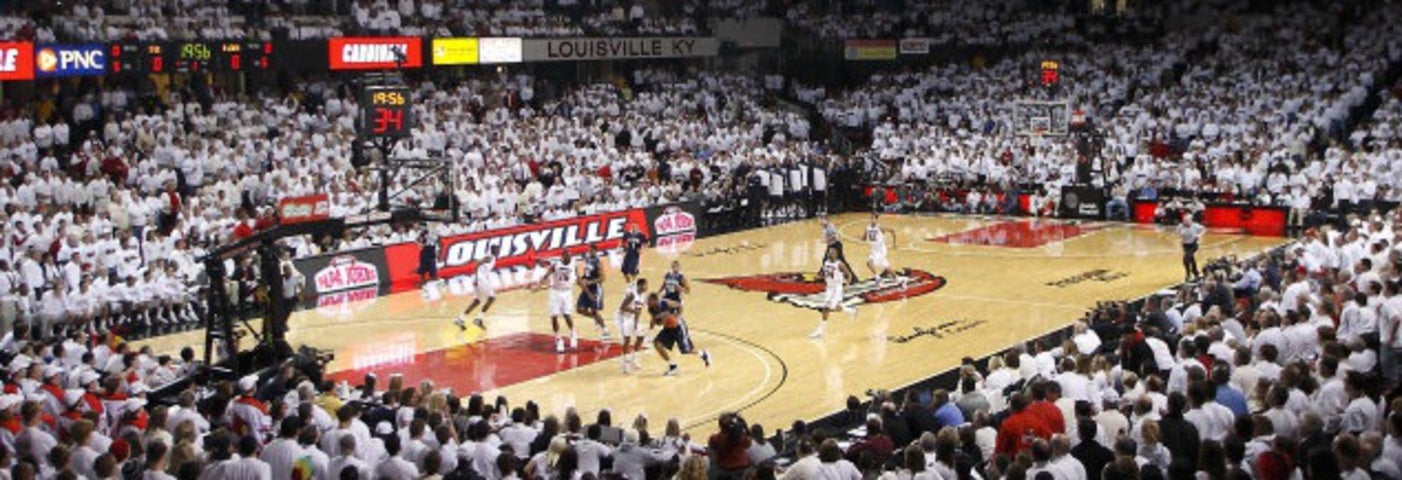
[288,202,711,309]
[0,42,35,80]
[382,209,649,293]
[520,37,719,62]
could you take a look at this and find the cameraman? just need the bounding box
[708,412,752,479]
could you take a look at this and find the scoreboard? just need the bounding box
[108,41,273,74]
[361,86,413,139]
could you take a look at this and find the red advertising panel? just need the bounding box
[0,42,35,80]
[328,37,422,70]
[1130,202,1286,236]
[382,209,648,293]
[1202,205,1286,237]
[277,194,331,225]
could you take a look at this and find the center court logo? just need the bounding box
[700,268,947,311]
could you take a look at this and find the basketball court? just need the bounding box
[138,213,1285,433]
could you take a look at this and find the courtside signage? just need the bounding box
[478,37,523,63]
[379,209,649,293]
[328,37,422,70]
[0,42,35,80]
[35,44,105,77]
[522,37,718,62]
[277,194,331,225]
[431,38,478,65]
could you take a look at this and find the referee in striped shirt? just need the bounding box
[1176,215,1206,282]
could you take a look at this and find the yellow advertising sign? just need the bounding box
[431,38,479,65]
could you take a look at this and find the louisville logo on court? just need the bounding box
[700,269,947,311]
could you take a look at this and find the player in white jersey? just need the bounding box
[616,278,649,373]
[863,212,900,285]
[809,247,857,339]
[534,249,579,353]
[455,246,499,332]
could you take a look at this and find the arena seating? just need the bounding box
[1,0,1402,479]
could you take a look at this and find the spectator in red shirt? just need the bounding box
[846,416,894,467]
[1026,380,1066,434]
[707,412,751,478]
[996,393,1052,458]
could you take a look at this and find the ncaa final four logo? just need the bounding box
[700,269,947,311]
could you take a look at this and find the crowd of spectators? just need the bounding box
[782,0,1079,47]
[809,1,1402,220]
[3,194,1402,480]
[0,1,1400,479]
[0,63,823,342]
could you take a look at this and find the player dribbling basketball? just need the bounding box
[648,287,710,376]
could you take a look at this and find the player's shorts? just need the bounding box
[576,285,603,312]
[621,252,640,276]
[868,253,890,271]
[823,286,844,310]
[474,279,495,300]
[654,322,694,354]
[417,252,438,277]
[548,289,573,317]
[616,312,646,338]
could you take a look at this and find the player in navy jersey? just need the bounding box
[416,228,439,286]
[661,260,690,315]
[575,244,611,341]
[620,223,648,284]
[647,287,710,376]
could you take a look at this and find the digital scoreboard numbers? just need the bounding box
[362,86,412,139]
[172,42,212,72]
[171,42,273,72]
[108,43,167,73]
[218,42,273,71]
[108,42,272,74]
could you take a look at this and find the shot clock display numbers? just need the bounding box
[361,86,413,139]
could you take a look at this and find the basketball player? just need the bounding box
[863,213,901,285]
[416,227,439,287]
[535,250,579,353]
[1177,214,1206,282]
[661,260,690,312]
[616,278,648,373]
[454,246,498,332]
[620,223,647,284]
[576,244,611,341]
[819,214,855,283]
[649,289,711,376]
[809,247,857,339]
